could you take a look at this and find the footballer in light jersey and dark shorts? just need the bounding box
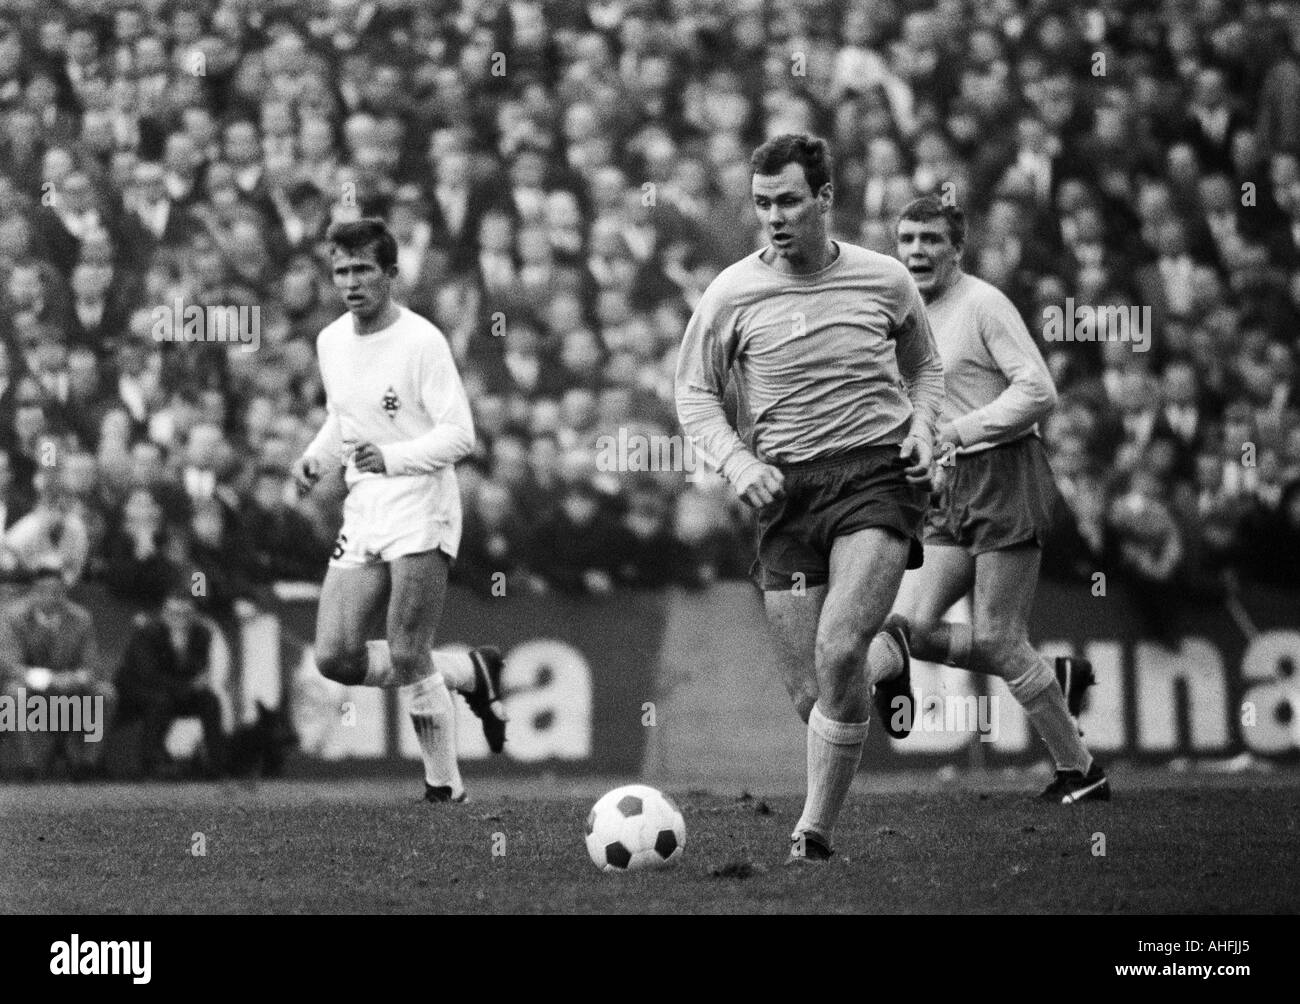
[292,219,507,803]
[870,196,1108,804]
[676,135,945,862]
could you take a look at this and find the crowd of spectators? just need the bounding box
[0,0,1298,631]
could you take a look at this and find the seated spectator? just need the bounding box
[174,497,264,625]
[2,473,90,586]
[113,586,225,778]
[98,486,176,608]
[0,559,114,779]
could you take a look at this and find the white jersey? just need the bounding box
[304,306,475,561]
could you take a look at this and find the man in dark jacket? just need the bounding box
[0,559,111,778]
[114,587,225,776]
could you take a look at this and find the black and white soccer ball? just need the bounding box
[585,784,686,872]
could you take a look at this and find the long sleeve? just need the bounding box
[303,404,343,468]
[894,279,946,440]
[378,333,476,475]
[675,287,763,487]
[951,297,1058,448]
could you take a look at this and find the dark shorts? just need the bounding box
[925,435,1058,554]
[752,444,929,591]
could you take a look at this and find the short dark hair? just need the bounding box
[897,195,967,249]
[326,217,398,270]
[750,133,834,196]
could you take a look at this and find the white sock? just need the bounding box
[430,649,475,693]
[402,672,464,795]
[361,640,398,688]
[794,704,870,846]
[1006,652,1092,774]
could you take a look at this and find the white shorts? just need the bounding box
[329,477,458,568]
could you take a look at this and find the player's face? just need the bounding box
[752,163,830,265]
[896,217,961,300]
[331,246,394,320]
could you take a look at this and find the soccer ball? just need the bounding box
[585,784,686,872]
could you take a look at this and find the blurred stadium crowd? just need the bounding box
[0,0,1299,634]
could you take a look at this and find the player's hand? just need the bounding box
[735,463,785,508]
[899,434,934,487]
[354,441,387,474]
[291,455,322,495]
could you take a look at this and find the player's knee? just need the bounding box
[317,647,366,685]
[816,631,871,679]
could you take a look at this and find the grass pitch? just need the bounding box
[2,770,1297,914]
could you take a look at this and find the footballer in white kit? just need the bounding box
[293,219,508,802]
[308,303,468,567]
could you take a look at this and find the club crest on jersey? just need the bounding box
[381,386,400,419]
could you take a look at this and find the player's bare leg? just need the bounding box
[967,547,1105,799]
[860,544,974,737]
[884,545,1104,798]
[884,545,976,668]
[872,545,1094,721]
[787,527,911,860]
[764,584,828,724]
[315,563,390,686]
[313,556,466,801]
[386,549,468,802]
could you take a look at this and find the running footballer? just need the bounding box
[293,219,508,802]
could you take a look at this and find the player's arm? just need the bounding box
[293,337,341,493]
[946,293,1058,450]
[893,273,945,483]
[675,285,783,506]
[293,402,342,493]
[371,335,475,475]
